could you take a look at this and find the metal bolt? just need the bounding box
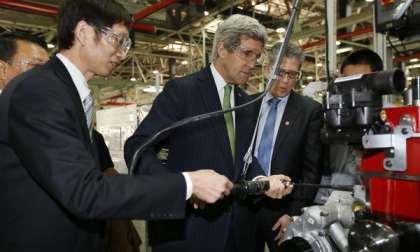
[385,160,393,168]
[401,128,409,135]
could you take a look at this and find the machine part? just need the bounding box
[412,77,420,106]
[348,220,399,252]
[362,115,420,172]
[394,222,420,251]
[280,190,364,252]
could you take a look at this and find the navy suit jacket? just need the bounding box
[257,91,323,215]
[0,56,186,252]
[125,66,263,252]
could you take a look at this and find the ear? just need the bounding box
[0,60,7,80]
[217,42,228,59]
[263,65,271,79]
[74,20,93,47]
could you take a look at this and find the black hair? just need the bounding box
[0,31,47,63]
[340,48,384,74]
[57,0,131,50]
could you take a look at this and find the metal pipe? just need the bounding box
[133,0,177,21]
[0,0,58,16]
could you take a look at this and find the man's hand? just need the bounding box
[272,214,293,245]
[259,174,293,199]
[187,170,233,205]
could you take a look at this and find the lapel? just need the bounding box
[272,91,301,156]
[49,56,94,151]
[196,67,234,165]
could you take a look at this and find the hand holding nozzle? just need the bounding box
[259,175,294,199]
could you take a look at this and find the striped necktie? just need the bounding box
[223,85,235,159]
[83,93,94,140]
[257,98,281,175]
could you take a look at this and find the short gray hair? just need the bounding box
[210,14,267,62]
[268,42,305,68]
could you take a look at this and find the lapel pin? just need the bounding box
[285,121,290,126]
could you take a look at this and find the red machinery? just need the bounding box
[361,105,420,222]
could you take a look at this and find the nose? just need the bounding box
[115,48,128,61]
[247,58,257,68]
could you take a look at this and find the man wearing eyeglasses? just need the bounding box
[0,32,49,93]
[254,42,323,252]
[125,14,292,252]
[0,1,233,252]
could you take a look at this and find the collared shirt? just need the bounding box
[254,93,290,175]
[210,63,235,127]
[56,53,90,103]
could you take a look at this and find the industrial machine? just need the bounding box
[279,70,420,251]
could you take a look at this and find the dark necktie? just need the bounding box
[257,98,281,175]
[223,85,235,158]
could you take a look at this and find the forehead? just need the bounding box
[238,36,263,49]
[13,40,48,61]
[110,23,130,35]
[342,64,372,76]
[279,57,301,71]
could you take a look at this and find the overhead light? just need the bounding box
[276,27,286,33]
[204,11,209,16]
[410,58,419,63]
[181,60,188,65]
[152,70,159,74]
[316,63,323,67]
[47,43,55,49]
[365,0,374,2]
[336,47,353,54]
[336,41,341,46]
[130,77,136,82]
[407,63,420,69]
[307,76,314,80]
[255,3,269,12]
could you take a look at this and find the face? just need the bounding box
[80,22,130,77]
[215,36,263,85]
[269,57,301,98]
[342,64,372,76]
[0,40,49,88]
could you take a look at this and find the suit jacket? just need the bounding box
[124,66,263,252]
[0,56,186,252]
[257,91,323,215]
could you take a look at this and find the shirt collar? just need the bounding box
[56,53,90,102]
[210,63,228,92]
[263,92,290,105]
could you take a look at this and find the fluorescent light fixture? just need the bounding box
[47,43,55,49]
[365,0,374,2]
[143,85,162,93]
[130,77,136,82]
[276,27,286,33]
[336,41,341,46]
[181,60,188,65]
[336,47,353,54]
[407,63,420,69]
[152,70,159,74]
[307,76,314,80]
[410,58,419,63]
[316,63,323,67]
[204,11,209,16]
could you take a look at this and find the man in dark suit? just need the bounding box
[0,1,232,251]
[254,42,323,252]
[124,14,292,252]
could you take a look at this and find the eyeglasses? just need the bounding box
[98,26,132,55]
[272,68,302,81]
[233,46,264,64]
